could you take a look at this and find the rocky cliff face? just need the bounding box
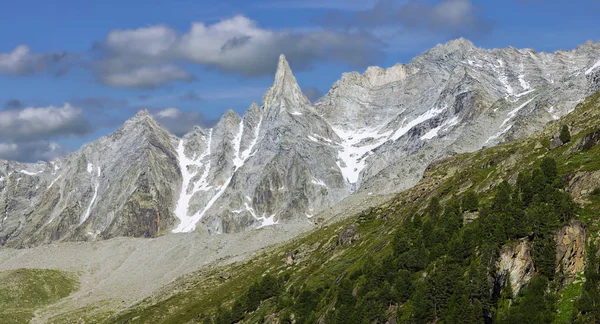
[0,112,181,247]
[1,39,600,245]
[172,56,347,234]
[496,239,535,295]
[316,38,600,193]
[556,220,586,285]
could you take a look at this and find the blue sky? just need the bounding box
[1,0,599,162]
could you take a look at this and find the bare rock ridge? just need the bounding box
[0,110,181,247]
[1,40,600,246]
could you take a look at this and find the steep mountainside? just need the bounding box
[1,39,599,245]
[317,39,600,193]
[0,113,181,247]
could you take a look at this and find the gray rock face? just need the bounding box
[496,239,535,295]
[0,112,181,247]
[316,38,600,193]
[173,56,347,234]
[1,39,600,245]
[556,220,586,286]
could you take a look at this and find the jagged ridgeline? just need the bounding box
[1,39,599,247]
[106,91,600,323]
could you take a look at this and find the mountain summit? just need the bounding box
[263,54,311,116]
[1,39,599,246]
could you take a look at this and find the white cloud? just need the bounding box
[93,15,383,88]
[156,107,181,118]
[98,64,192,88]
[0,140,70,162]
[0,103,91,140]
[0,45,74,76]
[150,107,216,136]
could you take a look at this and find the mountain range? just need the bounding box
[1,38,599,247]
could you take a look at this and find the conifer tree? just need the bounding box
[462,189,479,212]
[492,181,512,212]
[427,196,442,219]
[559,125,571,143]
[540,157,558,181]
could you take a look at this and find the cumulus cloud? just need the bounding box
[0,103,92,141]
[92,15,384,88]
[0,103,92,162]
[0,45,76,76]
[150,107,217,136]
[317,0,491,38]
[93,61,193,89]
[0,140,70,162]
[302,87,323,102]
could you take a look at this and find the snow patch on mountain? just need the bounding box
[311,178,328,188]
[485,125,513,145]
[501,97,537,127]
[390,106,447,141]
[585,59,600,75]
[173,131,213,233]
[81,183,99,225]
[238,117,262,164]
[493,59,514,97]
[48,175,62,189]
[420,116,460,140]
[332,126,392,184]
[19,170,43,176]
[257,214,278,228]
[518,62,531,90]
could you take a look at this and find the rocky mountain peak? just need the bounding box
[123,109,157,128]
[215,108,242,132]
[107,109,172,147]
[423,37,476,61]
[262,54,310,111]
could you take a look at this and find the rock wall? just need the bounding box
[496,238,535,295]
[556,220,586,285]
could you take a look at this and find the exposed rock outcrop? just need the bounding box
[556,220,586,285]
[568,170,600,203]
[338,223,361,246]
[549,136,565,150]
[496,239,535,295]
[463,211,479,225]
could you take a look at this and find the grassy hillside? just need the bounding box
[0,268,79,323]
[44,91,600,323]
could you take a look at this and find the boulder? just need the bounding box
[549,135,564,150]
[338,224,361,246]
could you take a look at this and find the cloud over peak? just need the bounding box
[0,103,92,141]
[92,15,384,88]
[151,107,217,136]
[0,103,92,162]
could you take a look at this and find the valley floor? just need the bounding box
[0,223,311,322]
[0,190,393,323]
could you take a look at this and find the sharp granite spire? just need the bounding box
[262,54,311,114]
